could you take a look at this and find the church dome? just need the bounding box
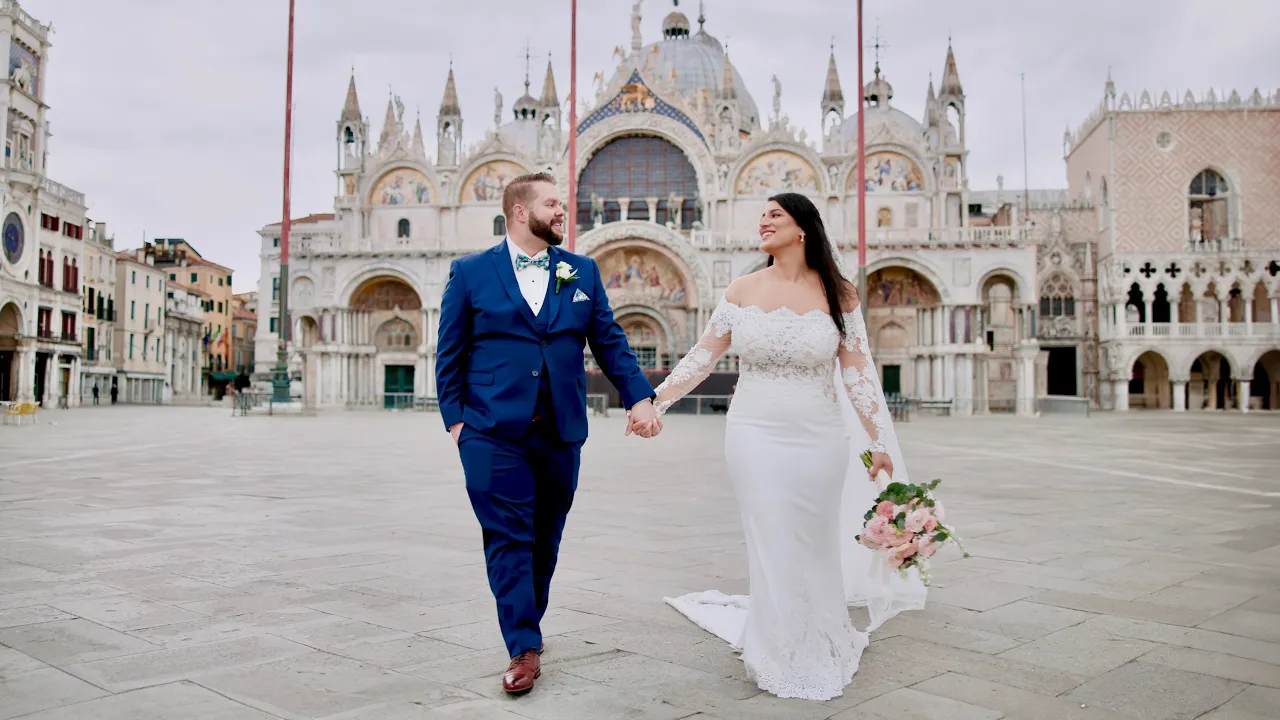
[637,33,760,129]
[662,11,691,38]
[842,102,926,144]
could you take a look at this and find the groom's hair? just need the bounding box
[503,172,558,221]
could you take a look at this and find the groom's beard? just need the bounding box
[529,214,564,246]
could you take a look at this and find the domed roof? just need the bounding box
[662,11,691,38]
[842,102,926,143]
[640,33,760,129]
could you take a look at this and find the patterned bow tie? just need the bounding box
[515,253,550,271]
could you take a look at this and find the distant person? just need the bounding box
[92,383,99,405]
[109,384,118,405]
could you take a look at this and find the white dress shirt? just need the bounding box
[507,238,550,315]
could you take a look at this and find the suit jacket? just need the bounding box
[435,239,655,443]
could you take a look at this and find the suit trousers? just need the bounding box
[459,420,581,658]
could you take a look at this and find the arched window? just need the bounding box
[375,318,419,349]
[1038,274,1076,318]
[493,215,507,236]
[1188,169,1230,246]
[397,218,410,238]
[576,136,699,230]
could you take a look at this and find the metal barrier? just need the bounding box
[586,393,610,417]
[656,394,734,415]
[232,390,271,416]
[382,393,417,411]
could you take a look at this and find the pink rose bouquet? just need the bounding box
[853,450,968,585]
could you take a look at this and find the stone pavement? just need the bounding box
[1,406,1278,719]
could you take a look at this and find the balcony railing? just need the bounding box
[690,226,1027,251]
[1117,322,1279,340]
[1186,237,1246,253]
[41,178,86,206]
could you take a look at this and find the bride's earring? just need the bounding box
[800,234,806,243]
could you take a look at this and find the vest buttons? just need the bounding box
[531,370,540,377]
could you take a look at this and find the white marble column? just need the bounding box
[645,197,658,223]
[1113,379,1130,411]
[1244,301,1253,335]
[1238,380,1250,413]
[931,356,943,400]
[1271,297,1279,327]
[1014,343,1040,416]
[914,358,928,399]
[1172,380,1187,411]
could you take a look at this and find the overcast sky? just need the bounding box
[27,0,1279,292]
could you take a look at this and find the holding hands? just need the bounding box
[625,398,662,439]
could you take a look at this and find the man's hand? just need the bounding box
[625,398,661,438]
[449,422,464,445]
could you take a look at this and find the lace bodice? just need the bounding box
[653,299,891,454]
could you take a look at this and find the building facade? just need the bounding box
[231,291,256,376]
[150,238,235,392]
[1065,81,1280,411]
[165,282,205,403]
[113,249,167,403]
[254,3,1044,414]
[0,2,92,408]
[80,220,116,404]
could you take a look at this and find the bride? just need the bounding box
[636,193,927,701]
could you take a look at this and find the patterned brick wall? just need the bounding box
[1112,110,1280,254]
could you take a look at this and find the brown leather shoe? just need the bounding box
[502,650,541,694]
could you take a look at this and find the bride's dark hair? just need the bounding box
[765,192,853,338]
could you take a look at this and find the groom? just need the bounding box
[436,172,660,694]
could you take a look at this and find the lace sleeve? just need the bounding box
[652,300,736,415]
[837,304,891,454]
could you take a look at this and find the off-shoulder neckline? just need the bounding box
[719,299,860,318]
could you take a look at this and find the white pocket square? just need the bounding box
[572,289,589,303]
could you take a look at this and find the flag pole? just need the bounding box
[855,0,867,310]
[567,0,578,252]
[272,0,296,404]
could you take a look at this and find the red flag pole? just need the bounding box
[272,0,296,403]
[567,0,578,252]
[855,0,867,308]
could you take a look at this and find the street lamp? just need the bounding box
[272,0,296,404]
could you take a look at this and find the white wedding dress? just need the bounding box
[652,298,927,701]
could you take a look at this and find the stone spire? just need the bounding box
[940,40,963,98]
[341,73,361,124]
[379,95,398,147]
[721,50,737,100]
[924,74,938,127]
[439,65,461,115]
[412,112,425,156]
[821,43,844,111]
[539,55,559,109]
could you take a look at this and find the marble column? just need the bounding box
[1271,297,1279,327]
[618,198,631,221]
[1172,380,1187,411]
[1014,342,1040,416]
[645,197,659,224]
[1238,380,1250,413]
[1113,379,1130,411]
[1244,301,1253,335]
[931,356,943,400]
[914,357,928,399]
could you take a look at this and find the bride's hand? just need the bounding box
[868,452,893,483]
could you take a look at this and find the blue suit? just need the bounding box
[436,239,654,657]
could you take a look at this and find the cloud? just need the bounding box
[27,0,1278,292]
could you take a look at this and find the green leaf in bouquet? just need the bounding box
[860,450,874,468]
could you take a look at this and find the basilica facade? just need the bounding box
[252,2,1279,414]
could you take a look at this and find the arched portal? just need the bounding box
[349,277,423,409]
[0,302,21,402]
[866,266,941,399]
[576,135,699,230]
[1251,350,1280,410]
[1130,351,1171,409]
[1189,350,1233,410]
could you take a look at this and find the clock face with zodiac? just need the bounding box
[2,213,22,265]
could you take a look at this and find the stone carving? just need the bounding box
[493,87,503,126]
[618,82,657,112]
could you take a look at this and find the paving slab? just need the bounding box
[2,407,1278,718]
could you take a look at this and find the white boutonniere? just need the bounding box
[555,261,579,294]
